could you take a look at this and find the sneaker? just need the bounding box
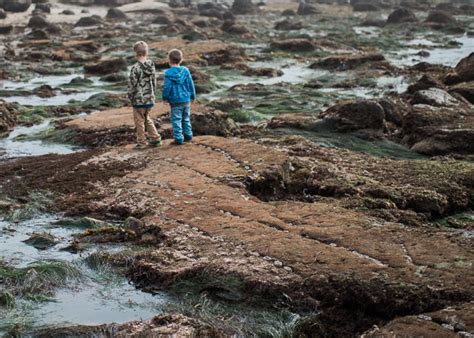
[135,143,147,149]
[170,140,184,146]
[148,139,162,147]
[184,137,193,143]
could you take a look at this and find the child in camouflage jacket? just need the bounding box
[127,41,161,148]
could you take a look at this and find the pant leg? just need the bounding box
[133,108,147,145]
[182,104,193,141]
[171,105,184,144]
[144,108,161,141]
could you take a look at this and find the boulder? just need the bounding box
[2,0,31,12]
[231,0,257,15]
[320,100,386,132]
[267,113,319,130]
[402,104,474,155]
[243,67,283,77]
[192,109,239,136]
[75,15,104,27]
[28,15,49,29]
[0,24,13,34]
[153,15,173,25]
[35,84,55,98]
[460,4,474,15]
[274,19,303,31]
[406,74,445,94]
[425,10,459,25]
[449,81,474,104]
[282,9,296,16]
[84,58,127,75]
[221,20,249,34]
[412,88,460,107]
[353,3,379,11]
[23,232,58,250]
[182,29,208,42]
[198,3,234,20]
[100,73,127,82]
[311,53,385,71]
[386,8,418,25]
[377,96,409,127]
[34,3,51,14]
[106,8,127,20]
[208,98,242,112]
[454,52,474,83]
[424,10,464,33]
[297,3,319,15]
[0,102,18,134]
[270,38,316,52]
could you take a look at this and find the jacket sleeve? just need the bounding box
[186,69,196,101]
[162,73,171,102]
[152,64,157,98]
[127,67,139,103]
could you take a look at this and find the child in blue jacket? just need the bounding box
[162,49,196,145]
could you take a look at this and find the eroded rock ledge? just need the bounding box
[1,135,472,336]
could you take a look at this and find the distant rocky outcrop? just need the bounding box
[424,10,465,34]
[385,8,418,25]
[231,0,257,15]
[84,58,128,75]
[106,8,128,20]
[297,3,319,15]
[274,19,303,31]
[1,0,31,12]
[270,38,316,52]
[75,15,104,27]
[311,53,386,71]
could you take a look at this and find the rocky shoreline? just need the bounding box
[0,0,473,336]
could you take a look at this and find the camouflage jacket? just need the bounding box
[127,59,157,107]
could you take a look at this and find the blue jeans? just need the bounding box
[171,103,193,144]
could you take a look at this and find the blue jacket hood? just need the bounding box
[162,66,196,104]
[165,66,189,84]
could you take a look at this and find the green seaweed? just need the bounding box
[4,191,55,223]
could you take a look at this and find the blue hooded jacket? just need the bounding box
[162,66,196,105]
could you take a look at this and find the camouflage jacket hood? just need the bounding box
[127,59,157,107]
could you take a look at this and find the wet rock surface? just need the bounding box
[320,99,386,132]
[1,135,472,335]
[363,302,474,337]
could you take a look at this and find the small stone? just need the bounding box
[417,314,432,321]
[274,260,283,267]
[441,324,455,331]
[284,266,292,272]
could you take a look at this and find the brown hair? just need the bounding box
[133,41,149,57]
[168,49,183,65]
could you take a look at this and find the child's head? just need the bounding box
[133,41,149,60]
[168,49,183,66]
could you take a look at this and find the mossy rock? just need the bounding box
[23,232,58,250]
